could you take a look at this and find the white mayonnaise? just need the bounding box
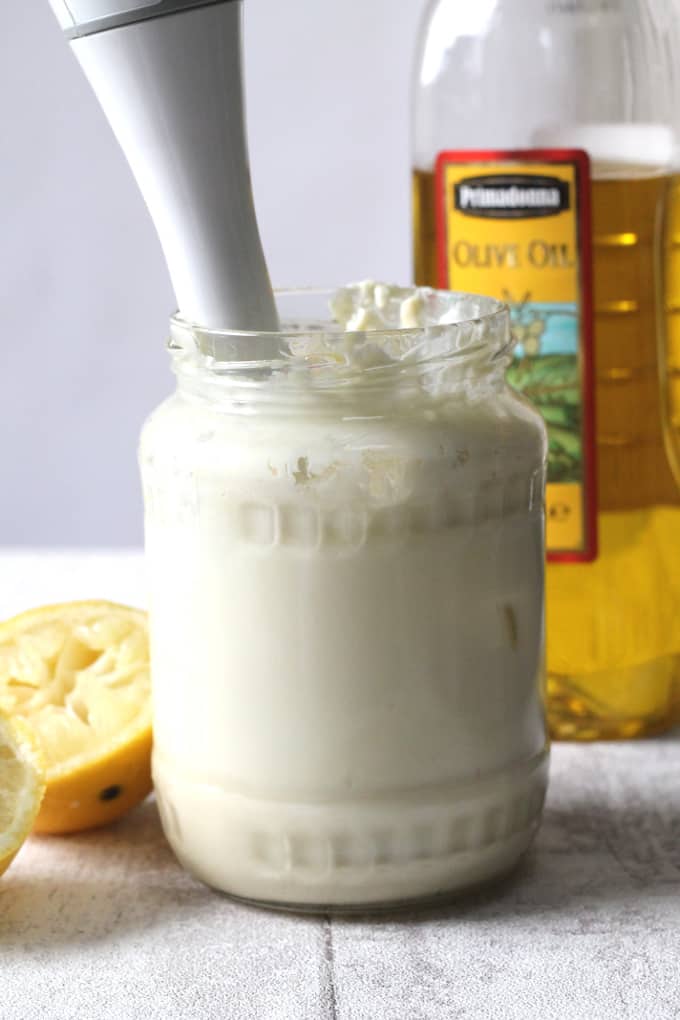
[140,285,549,908]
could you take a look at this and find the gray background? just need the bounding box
[0,0,423,546]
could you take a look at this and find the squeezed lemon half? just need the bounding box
[0,601,152,834]
[0,708,45,876]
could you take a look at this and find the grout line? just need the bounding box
[322,915,339,1020]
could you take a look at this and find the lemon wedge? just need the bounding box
[0,601,152,834]
[0,708,45,876]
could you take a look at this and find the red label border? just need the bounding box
[434,148,598,564]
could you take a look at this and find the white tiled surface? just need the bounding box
[1,552,680,1020]
[0,549,147,617]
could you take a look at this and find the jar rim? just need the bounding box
[168,285,512,381]
[170,286,508,338]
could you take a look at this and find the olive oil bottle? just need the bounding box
[412,0,680,738]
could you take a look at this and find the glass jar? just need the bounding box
[139,286,549,911]
[412,0,680,739]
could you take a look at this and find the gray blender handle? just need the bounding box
[49,0,237,40]
[48,0,279,331]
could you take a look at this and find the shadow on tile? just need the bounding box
[0,799,214,947]
[331,794,680,926]
[4,782,680,941]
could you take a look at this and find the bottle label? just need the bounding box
[435,149,597,561]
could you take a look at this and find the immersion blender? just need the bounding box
[48,0,279,331]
